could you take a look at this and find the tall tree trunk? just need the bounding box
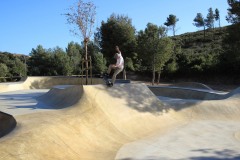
[173,25,175,36]
[203,25,206,40]
[157,70,161,85]
[152,64,155,85]
[152,51,156,85]
[84,38,89,85]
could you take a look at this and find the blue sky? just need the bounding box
[0,0,230,55]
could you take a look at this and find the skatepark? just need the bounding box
[1,76,240,160]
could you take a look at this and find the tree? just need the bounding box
[0,63,8,81]
[92,52,107,74]
[65,0,96,84]
[137,23,173,85]
[215,8,221,27]
[155,38,174,84]
[10,58,26,77]
[66,42,83,75]
[86,41,107,74]
[51,47,73,76]
[206,7,215,29]
[164,14,179,36]
[97,14,137,78]
[193,13,206,38]
[28,45,52,76]
[221,0,240,74]
[158,25,168,38]
[226,0,240,23]
[0,52,26,78]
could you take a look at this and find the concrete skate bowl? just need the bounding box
[0,83,240,159]
[169,82,214,90]
[149,83,240,100]
[0,76,103,93]
[0,112,16,138]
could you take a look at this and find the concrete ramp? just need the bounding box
[37,85,83,109]
[0,83,240,160]
[0,76,103,93]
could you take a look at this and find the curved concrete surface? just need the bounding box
[0,76,103,93]
[0,112,16,138]
[0,81,240,159]
[37,85,83,109]
[170,82,214,90]
[149,86,228,100]
[149,85,240,100]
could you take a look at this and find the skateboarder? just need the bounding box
[104,46,124,84]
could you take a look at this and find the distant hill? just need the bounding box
[174,26,228,55]
[162,25,240,84]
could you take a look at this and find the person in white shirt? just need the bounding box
[105,46,124,84]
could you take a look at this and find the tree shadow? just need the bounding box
[97,83,203,116]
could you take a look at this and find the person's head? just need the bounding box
[115,46,120,52]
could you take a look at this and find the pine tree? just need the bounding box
[215,8,221,27]
[164,14,179,36]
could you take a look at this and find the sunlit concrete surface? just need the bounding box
[0,77,240,160]
[0,90,49,116]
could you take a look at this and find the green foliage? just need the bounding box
[206,7,215,28]
[131,52,142,71]
[221,23,240,74]
[28,45,73,76]
[86,41,107,74]
[226,0,240,24]
[0,52,26,78]
[177,51,219,74]
[170,26,227,77]
[125,57,135,71]
[97,14,137,65]
[222,0,240,74]
[158,26,168,38]
[92,52,107,74]
[28,45,52,76]
[193,13,205,28]
[10,58,26,76]
[27,42,108,76]
[0,63,8,77]
[51,47,73,76]
[155,38,174,72]
[137,23,174,83]
[215,8,220,27]
[164,14,179,36]
[137,23,159,68]
[66,42,83,75]
[165,60,178,74]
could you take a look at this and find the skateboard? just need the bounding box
[102,75,113,87]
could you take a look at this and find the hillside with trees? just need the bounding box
[0,0,239,85]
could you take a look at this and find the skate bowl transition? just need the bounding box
[0,76,240,159]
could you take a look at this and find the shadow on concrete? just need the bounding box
[0,91,71,110]
[0,111,16,138]
[118,148,240,160]
[188,148,240,160]
[96,83,203,116]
